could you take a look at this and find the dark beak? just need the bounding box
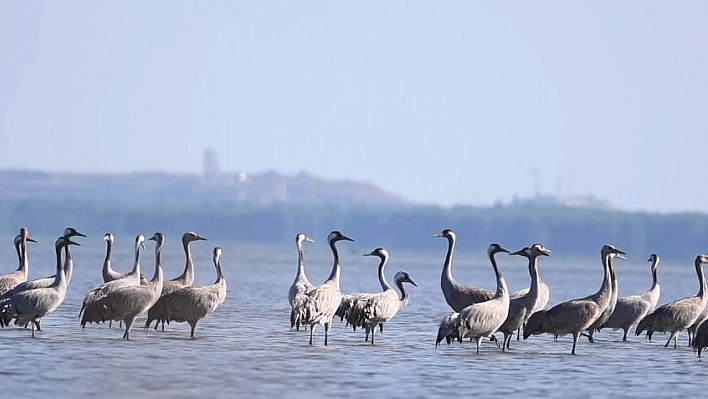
[26,237,37,243]
[408,279,418,287]
[75,231,87,238]
[341,235,355,242]
[67,239,82,246]
[197,235,208,241]
[509,249,525,256]
[148,235,157,241]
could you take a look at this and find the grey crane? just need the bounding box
[158,246,227,338]
[101,233,146,284]
[583,247,625,342]
[0,228,37,296]
[0,227,85,329]
[692,318,708,358]
[434,229,494,312]
[289,233,314,331]
[0,236,81,337]
[295,230,354,346]
[689,304,708,346]
[144,231,207,331]
[523,245,626,355]
[635,254,708,348]
[509,264,550,341]
[79,234,145,321]
[80,232,164,339]
[436,244,511,354]
[497,244,551,351]
[340,248,417,344]
[601,253,661,341]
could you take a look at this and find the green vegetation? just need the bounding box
[2,199,707,260]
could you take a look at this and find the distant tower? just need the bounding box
[203,149,219,179]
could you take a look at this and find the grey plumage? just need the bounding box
[692,318,708,358]
[1,228,85,329]
[0,236,81,337]
[434,229,494,312]
[436,244,510,354]
[601,254,661,341]
[497,244,551,351]
[296,231,354,346]
[583,249,625,342]
[636,254,708,348]
[340,248,416,344]
[144,232,207,331]
[289,233,314,331]
[523,245,626,355]
[0,228,36,296]
[158,247,227,338]
[80,232,164,339]
[79,235,145,321]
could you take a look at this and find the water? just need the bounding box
[1,235,707,398]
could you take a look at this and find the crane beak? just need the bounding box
[196,235,208,241]
[341,235,355,242]
[509,249,525,256]
[148,235,157,241]
[432,233,443,238]
[304,237,315,243]
[26,237,37,243]
[541,249,551,257]
[67,239,82,246]
[74,231,87,238]
[408,279,418,287]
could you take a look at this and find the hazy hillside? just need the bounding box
[0,169,407,207]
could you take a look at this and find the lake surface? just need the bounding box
[1,233,707,398]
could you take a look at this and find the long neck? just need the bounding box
[103,239,113,275]
[395,279,410,308]
[20,238,29,275]
[528,255,540,298]
[650,261,659,290]
[52,245,65,287]
[64,245,74,282]
[181,239,195,285]
[296,240,306,278]
[152,242,163,282]
[596,253,612,305]
[696,260,706,299]
[214,258,224,285]
[325,239,341,284]
[609,257,617,298]
[441,236,455,281]
[489,252,508,298]
[14,239,21,271]
[131,242,141,277]
[377,255,391,291]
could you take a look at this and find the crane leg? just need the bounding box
[324,322,331,346]
[571,332,579,355]
[309,324,316,345]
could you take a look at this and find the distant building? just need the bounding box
[203,149,220,179]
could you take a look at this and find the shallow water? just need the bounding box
[1,234,707,398]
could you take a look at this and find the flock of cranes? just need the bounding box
[0,228,226,340]
[3,226,708,359]
[288,228,708,359]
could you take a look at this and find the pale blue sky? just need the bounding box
[1,2,707,212]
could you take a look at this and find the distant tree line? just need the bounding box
[1,199,707,261]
